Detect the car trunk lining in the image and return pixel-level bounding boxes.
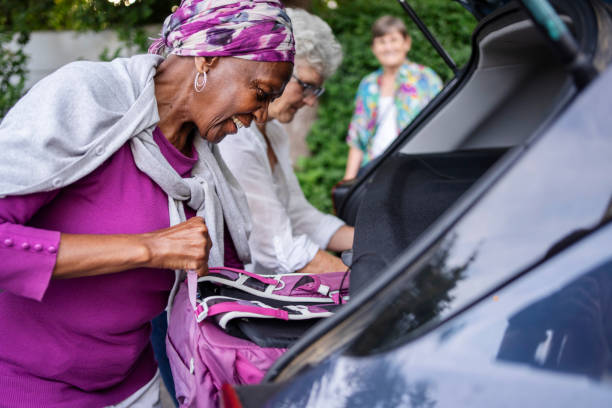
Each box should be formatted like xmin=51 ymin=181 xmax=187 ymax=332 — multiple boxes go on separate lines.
xmin=350 ymin=148 xmax=507 ymax=296
xmin=399 ymin=17 xmax=575 ymax=155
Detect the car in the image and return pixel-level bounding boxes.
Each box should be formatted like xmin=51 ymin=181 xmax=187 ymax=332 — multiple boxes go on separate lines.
xmin=223 ymin=0 xmax=612 ymax=406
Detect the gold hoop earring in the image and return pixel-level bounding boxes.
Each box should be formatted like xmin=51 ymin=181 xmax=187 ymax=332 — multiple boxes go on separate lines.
xmin=194 ymin=71 xmax=207 ymax=92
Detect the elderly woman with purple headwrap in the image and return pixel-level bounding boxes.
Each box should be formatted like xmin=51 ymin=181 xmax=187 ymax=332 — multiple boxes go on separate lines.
xmin=0 ymin=1 xmax=293 ymax=406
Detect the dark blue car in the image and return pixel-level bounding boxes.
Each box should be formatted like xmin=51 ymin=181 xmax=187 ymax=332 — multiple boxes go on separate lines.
xmin=226 ymin=0 xmax=612 ymax=406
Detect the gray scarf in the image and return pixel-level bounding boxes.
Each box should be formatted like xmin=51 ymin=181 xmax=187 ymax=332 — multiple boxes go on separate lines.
xmin=130 ymin=130 xmax=252 ymax=267
xmin=0 ymin=54 xmax=251 ymax=268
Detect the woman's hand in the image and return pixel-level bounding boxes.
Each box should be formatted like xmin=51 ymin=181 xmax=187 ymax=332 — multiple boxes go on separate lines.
xmin=53 ymin=217 xmax=212 ymax=279
xmin=141 ymin=217 xmax=212 ymax=277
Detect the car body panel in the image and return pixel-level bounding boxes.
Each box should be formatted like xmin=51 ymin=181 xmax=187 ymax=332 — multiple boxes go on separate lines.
xmin=265 ymin=223 xmax=612 ymax=407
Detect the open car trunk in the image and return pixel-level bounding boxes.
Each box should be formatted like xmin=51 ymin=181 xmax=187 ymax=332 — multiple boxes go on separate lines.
xmin=223 ymin=2 xmax=612 ymax=400
xmin=339 ymin=0 xmax=610 ymax=295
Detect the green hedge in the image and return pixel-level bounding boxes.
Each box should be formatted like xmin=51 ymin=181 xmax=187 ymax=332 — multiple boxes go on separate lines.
xmin=298 ymin=0 xmax=476 ymax=214
xmin=0 ymin=0 xmax=171 ymax=32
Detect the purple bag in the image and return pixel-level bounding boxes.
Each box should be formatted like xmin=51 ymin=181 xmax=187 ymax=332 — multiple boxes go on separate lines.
xmin=166 ymin=267 xmax=349 ymax=407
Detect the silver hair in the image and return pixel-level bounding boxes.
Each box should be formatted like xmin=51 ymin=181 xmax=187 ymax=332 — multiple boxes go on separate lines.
xmin=286 ymin=8 xmax=343 ymax=80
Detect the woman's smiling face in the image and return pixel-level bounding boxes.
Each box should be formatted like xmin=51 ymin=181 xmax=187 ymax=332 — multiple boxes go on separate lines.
xmin=371 ymin=30 xmax=412 ymax=70
xmin=191 ymin=57 xmax=293 ymax=143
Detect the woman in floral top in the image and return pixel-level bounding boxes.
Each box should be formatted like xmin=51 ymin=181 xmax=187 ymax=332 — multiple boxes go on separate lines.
xmin=343 ymin=15 xmax=443 ymax=180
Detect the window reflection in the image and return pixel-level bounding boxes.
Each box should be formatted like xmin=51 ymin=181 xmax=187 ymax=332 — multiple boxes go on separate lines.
xmin=350 ymin=234 xmax=475 ymax=355
xmin=497 ymin=260 xmax=612 ymax=380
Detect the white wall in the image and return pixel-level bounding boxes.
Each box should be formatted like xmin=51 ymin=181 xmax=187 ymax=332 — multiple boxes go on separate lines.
xmin=21 ymin=28 xmax=158 ymax=88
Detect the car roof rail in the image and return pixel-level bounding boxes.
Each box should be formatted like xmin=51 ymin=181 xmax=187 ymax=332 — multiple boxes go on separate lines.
xmin=397 ymin=0 xmax=459 ymax=75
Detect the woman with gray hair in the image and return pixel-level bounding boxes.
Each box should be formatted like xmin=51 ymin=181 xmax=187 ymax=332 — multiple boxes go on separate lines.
xmin=219 ymin=8 xmax=354 ymax=275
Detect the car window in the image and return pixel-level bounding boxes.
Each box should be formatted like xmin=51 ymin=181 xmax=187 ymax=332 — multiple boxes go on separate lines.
xmin=353 ymin=219 xmax=612 ymax=382
xmin=424 ymin=223 xmax=612 ymax=383
xmin=496 ymin=261 xmax=611 ymax=379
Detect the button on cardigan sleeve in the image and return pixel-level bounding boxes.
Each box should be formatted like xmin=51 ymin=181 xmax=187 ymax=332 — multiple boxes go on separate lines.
xmin=0 ymin=192 xmax=61 ymax=301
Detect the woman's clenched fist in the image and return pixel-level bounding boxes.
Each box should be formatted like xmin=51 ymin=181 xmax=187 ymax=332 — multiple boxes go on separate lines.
xmin=141 ymin=217 xmax=212 ymax=277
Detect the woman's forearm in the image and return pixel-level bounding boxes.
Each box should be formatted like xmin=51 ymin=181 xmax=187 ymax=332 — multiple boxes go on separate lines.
xmin=54 ymin=217 xmax=212 ymax=279
xmin=327 ymin=225 xmax=354 ymax=252
xmin=53 ymin=233 xmax=150 ymax=279
xmin=344 ymin=147 xmax=363 ymax=180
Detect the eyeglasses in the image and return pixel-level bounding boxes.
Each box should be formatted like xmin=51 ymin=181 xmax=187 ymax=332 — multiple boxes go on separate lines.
xmin=292 ymin=74 xmax=325 ymax=98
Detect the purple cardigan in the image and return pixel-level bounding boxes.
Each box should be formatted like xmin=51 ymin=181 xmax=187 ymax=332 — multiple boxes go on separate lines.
xmin=0 ymin=129 xmax=241 ymax=407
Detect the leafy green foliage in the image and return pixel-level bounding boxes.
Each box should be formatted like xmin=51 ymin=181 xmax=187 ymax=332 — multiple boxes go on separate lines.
xmin=298 ymin=0 xmax=477 ymax=213
xmin=0 ymin=0 xmax=171 ymax=32
xmin=0 ymin=32 xmax=28 ymax=118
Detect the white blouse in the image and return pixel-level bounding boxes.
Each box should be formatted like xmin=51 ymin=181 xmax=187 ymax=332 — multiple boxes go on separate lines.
xmin=218 ymin=121 xmax=345 ymax=274
xmin=371 ymin=96 xmax=398 ymax=158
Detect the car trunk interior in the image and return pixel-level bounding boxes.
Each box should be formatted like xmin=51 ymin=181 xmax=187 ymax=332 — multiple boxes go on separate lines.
xmin=400 ymin=17 xmax=575 ymax=154
xmin=348 ymin=4 xmax=592 ymax=295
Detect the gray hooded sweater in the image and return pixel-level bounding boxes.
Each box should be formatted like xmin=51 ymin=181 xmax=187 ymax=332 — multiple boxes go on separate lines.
xmin=0 ymin=54 xmax=252 ymax=269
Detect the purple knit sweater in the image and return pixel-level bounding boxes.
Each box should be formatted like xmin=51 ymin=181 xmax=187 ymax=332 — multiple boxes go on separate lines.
xmin=0 ymin=128 xmax=240 ymax=407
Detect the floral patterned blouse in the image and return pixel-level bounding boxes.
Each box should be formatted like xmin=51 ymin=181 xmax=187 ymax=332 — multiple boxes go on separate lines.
xmin=346 ymin=60 xmax=443 ymax=166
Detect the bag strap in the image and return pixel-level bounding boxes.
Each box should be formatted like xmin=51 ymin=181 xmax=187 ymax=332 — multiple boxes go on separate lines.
xmin=209 ymin=266 xmax=279 ymax=285
xmin=200 ymin=268 xmax=350 ymax=304
xmin=194 ymin=296 xmax=335 ymax=328
xmin=195 ymin=298 xmax=290 ymax=323
xmin=173 ymin=268 xmax=271 ymax=315
xmin=187 ymin=269 xmax=198 ymax=310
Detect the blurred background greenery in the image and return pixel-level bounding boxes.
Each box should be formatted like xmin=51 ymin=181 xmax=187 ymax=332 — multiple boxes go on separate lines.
xmin=0 ymin=0 xmax=476 ymax=211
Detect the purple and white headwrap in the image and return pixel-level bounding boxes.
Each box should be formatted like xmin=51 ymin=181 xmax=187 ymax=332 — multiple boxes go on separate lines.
xmin=149 ymin=0 xmax=295 ymax=63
